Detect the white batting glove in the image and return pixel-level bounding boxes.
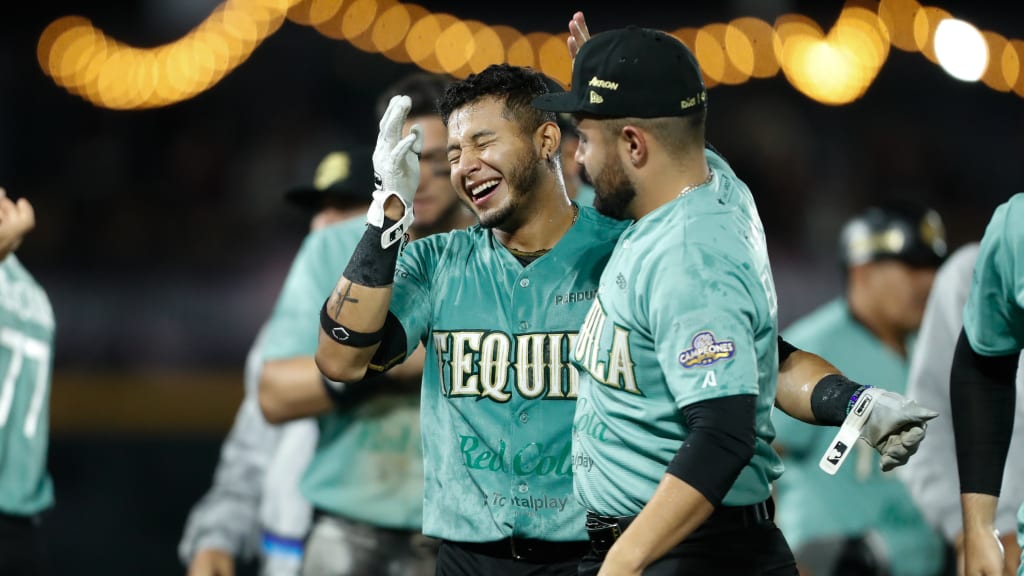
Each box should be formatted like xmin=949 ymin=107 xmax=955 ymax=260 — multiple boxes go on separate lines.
xmin=369 ymin=95 xmax=423 ymax=248
xmin=859 ymin=389 xmax=938 ymax=471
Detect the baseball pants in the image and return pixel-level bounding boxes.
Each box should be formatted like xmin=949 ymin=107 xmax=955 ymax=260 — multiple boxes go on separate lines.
xmin=300 ymin=511 xmax=438 ymax=576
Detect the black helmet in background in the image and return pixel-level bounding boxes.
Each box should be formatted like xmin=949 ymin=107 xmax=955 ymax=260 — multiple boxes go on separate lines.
xmin=839 ymin=202 xmax=948 ymax=269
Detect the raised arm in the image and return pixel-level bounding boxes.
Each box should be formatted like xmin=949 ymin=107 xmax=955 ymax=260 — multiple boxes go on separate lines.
xmin=315 ymin=96 xmax=423 ymax=383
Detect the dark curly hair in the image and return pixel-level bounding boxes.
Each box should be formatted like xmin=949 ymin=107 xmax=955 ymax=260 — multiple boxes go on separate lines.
xmin=436 ymin=64 xmax=556 ymax=136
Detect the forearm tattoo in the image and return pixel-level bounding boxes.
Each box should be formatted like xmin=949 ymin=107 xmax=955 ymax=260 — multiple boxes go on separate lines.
xmin=330 ymin=283 xmax=359 ymax=319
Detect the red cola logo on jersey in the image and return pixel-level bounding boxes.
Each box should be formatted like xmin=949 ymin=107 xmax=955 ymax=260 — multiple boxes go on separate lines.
xmin=678 ymin=331 xmax=736 ymax=368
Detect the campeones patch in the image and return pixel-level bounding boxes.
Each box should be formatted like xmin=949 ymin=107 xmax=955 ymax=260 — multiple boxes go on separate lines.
xmin=678 ymin=331 xmax=736 ymax=368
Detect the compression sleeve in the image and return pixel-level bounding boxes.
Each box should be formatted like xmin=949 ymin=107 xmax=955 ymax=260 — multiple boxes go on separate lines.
xmin=951 ymin=328 xmax=1019 ymax=496
xmin=666 ymin=394 xmax=756 ymax=506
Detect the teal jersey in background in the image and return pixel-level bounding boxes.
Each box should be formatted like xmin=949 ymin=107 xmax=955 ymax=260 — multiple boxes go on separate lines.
xmin=261 ymin=217 xmax=424 ymax=530
xmin=0 ymin=254 xmax=56 ymax=516
xmin=963 ymin=193 xmax=1024 ymax=356
xmin=573 ymin=184 xmax=595 ymax=208
xmin=571 ymin=150 xmax=783 ymax=518
xmin=390 ymin=205 xmax=627 ymax=543
xmin=773 ymin=298 xmax=944 ymax=576
xmin=961 ymin=193 xmax=1024 ymax=576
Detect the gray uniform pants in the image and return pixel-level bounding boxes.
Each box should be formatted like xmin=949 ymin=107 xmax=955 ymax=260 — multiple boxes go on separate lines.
xmin=301 ymin=513 xmax=438 ymax=576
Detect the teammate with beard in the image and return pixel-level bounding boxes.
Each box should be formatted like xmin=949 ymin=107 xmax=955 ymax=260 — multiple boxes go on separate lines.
xmin=534 ymin=22 xmax=938 ymax=575
xmin=314 ymin=62 xmax=937 ymax=576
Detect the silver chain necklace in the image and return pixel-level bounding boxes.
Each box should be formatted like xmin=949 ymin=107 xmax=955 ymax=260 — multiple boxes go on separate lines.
xmin=678 ymin=169 xmax=714 ymax=198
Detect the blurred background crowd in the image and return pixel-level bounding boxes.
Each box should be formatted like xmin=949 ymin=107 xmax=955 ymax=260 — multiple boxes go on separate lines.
xmin=2 ymin=0 xmax=1022 ymax=574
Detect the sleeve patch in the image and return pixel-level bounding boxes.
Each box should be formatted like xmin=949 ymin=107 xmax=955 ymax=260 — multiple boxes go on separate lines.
xmin=678 ymin=331 xmax=736 ymax=368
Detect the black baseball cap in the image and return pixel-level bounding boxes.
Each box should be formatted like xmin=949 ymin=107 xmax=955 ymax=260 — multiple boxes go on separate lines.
xmin=285 ymin=147 xmax=374 ymax=211
xmin=839 ymin=203 xmax=948 ymax=268
xmin=532 ymin=26 xmax=707 ymax=119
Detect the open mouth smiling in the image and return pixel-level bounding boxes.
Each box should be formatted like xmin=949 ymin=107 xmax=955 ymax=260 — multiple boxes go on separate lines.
xmin=468 ymin=179 xmax=500 ymax=204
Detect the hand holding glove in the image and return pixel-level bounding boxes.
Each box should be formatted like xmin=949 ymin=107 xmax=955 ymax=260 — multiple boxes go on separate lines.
xmin=369 ymin=95 xmax=423 ymax=248
xmin=860 ymin=389 xmax=939 ymax=471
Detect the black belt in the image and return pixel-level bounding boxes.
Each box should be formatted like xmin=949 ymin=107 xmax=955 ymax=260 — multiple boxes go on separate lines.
xmin=586 ymin=499 xmax=774 ymax=554
xmin=451 ymin=537 xmax=591 ymax=563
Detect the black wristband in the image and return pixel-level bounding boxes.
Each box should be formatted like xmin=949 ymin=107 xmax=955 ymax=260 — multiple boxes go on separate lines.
xmin=810 ymin=373 xmax=863 ymax=426
xmin=343 ymin=218 xmax=403 ymax=287
xmin=320 ymin=300 xmax=384 ymax=347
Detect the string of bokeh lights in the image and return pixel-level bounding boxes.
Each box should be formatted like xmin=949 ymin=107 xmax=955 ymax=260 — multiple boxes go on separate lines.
xmin=37 ymin=0 xmax=1024 ymax=110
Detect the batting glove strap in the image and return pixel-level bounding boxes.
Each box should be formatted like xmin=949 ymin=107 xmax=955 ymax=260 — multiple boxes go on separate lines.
xmin=367 ymin=189 xmax=414 ymax=249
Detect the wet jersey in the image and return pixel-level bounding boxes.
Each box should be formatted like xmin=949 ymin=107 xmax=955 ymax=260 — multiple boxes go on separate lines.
xmin=390 ymin=204 xmax=627 ymax=542
xmin=571 ymin=150 xmax=783 ymax=517
xmin=963 ymin=193 xmax=1024 ymax=357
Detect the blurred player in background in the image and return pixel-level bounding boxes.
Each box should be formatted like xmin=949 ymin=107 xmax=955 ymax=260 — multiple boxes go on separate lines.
xmin=0 ymin=187 xmax=55 ymax=576
xmin=772 ymin=202 xmax=948 ymax=576
xmin=179 ymin=147 xmax=374 ymax=576
xmin=257 ymin=72 xmax=475 ymax=576
xmin=949 ymin=193 xmax=1024 ymax=576
xmin=899 ymin=241 xmax=1023 ymax=576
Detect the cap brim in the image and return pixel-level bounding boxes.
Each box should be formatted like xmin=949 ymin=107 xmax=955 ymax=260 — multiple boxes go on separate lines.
xmin=284 ymin=187 xmax=323 ymax=210
xmin=532 ymin=92 xmax=581 ymax=114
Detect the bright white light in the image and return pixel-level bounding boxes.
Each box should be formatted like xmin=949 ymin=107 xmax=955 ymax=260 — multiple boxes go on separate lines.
xmin=934 ymin=19 xmax=987 ymax=82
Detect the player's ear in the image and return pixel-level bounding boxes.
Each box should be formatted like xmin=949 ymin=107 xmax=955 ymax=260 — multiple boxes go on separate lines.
xmin=537 ymin=121 xmax=561 ymax=163
xmin=621 ymin=125 xmax=646 ymax=168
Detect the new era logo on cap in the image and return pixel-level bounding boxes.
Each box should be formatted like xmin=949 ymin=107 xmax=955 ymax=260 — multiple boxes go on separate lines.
xmin=533 ymin=26 xmax=708 ymax=119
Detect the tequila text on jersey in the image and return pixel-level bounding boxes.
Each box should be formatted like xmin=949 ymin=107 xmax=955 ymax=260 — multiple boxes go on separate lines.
xmin=572 ymin=299 xmax=639 ymax=393
xmin=432 ymin=331 xmax=581 ymax=401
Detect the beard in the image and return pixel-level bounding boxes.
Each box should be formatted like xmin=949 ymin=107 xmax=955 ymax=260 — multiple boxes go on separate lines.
xmin=476 ymin=146 xmax=543 ymax=230
xmin=412 ymin=194 xmax=469 ymax=237
xmin=591 ymin=157 xmax=635 ymax=220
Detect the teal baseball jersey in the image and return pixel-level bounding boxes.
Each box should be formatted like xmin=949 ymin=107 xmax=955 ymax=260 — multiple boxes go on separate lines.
xmin=571 ymin=150 xmax=783 ymax=518
xmin=262 ymin=217 xmax=424 ymax=530
xmin=389 ymin=204 xmax=627 ymax=543
xmin=963 ymin=193 xmax=1024 ymax=356
xmin=773 ymin=298 xmax=944 ymax=576
xmin=0 ymin=254 xmax=56 ymax=515
xmin=961 ymin=193 xmax=1024 ymax=576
